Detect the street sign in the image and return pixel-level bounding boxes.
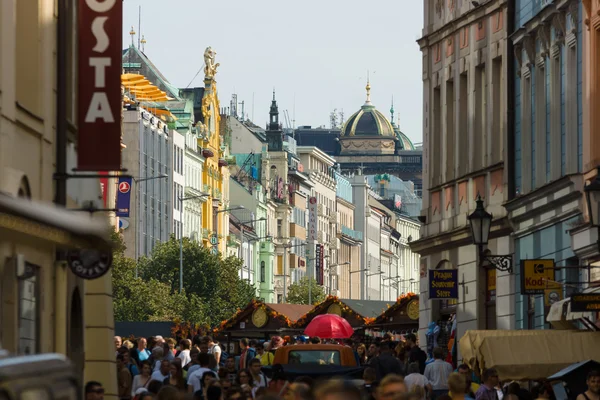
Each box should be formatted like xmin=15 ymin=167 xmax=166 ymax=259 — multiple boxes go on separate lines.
xmin=520 ymin=259 xmax=555 ymax=295
xmin=210 ymin=234 xmax=218 ymax=246
xmin=118 ymin=219 xmax=129 ymax=230
xmin=211 ymin=246 xmax=219 ymax=255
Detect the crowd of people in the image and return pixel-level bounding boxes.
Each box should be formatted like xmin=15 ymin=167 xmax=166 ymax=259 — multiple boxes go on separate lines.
xmin=82 ymin=334 xmax=600 ymax=400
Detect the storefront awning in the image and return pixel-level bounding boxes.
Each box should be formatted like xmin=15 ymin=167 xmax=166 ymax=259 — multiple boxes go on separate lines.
xmin=0 ymin=193 xmax=112 ymax=250
xmin=459 ymin=330 xmax=600 ymax=381
xmin=547 ymin=287 xmax=600 ymax=329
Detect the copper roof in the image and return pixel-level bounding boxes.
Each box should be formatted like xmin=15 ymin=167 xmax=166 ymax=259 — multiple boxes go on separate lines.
xmin=267 ymin=304 xmax=313 ymax=322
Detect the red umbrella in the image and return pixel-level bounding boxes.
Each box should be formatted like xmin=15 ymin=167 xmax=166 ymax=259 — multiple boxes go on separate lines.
xmin=304 ymin=314 xmax=354 ymax=339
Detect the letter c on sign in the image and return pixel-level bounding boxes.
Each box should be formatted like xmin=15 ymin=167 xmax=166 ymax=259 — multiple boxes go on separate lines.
xmin=85 ymin=0 xmax=116 ymax=13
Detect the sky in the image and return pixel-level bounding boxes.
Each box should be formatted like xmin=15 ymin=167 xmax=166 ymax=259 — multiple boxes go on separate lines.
xmin=122 ymin=0 xmax=424 ymax=144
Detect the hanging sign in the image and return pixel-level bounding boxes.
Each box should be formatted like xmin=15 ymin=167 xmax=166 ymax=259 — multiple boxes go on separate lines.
xmin=77 ymin=0 xmax=123 ymax=171
xmin=428 ymin=269 xmax=458 ymax=299
xmin=116 ymin=177 xmax=132 ymax=217
xmin=68 ymin=249 xmax=113 ymax=279
xmin=308 ymin=197 xmax=317 ymax=241
xmin=571 ymin=293 xmax=600 ymax=312
xmin=520 ymin=259 xmax=555 ymax=295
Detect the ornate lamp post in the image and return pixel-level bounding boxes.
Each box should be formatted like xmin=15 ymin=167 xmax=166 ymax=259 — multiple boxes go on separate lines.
xmin=467 ymin=195 xmax=513 ymax=273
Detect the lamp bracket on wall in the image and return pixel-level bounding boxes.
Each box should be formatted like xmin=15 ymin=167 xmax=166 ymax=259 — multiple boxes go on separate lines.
xmin=481 ymin=254 xmax=513 ymax=273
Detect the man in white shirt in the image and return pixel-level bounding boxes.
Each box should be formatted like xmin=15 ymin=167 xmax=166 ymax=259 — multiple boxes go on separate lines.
xmin=206 ymin=336 xmax=222 ymax=366
xmin=424 ymin=347 xmax=453 ymax=400
xmin=187 ymin=353 xmax=213 ymax=393
xmin=150 ymin=360 xmax=170 ymax=383
xmin=405 ymin=362 xmax=432 ymax=400
xmin=178 ymin=339 xmax=192 ymax=368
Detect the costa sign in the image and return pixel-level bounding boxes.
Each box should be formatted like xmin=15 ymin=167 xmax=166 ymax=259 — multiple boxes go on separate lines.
xmin=77 ymin=0 xmax=122 ymax=171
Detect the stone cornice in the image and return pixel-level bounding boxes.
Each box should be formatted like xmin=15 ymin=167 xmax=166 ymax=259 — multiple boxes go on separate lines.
xmin=503 ymin=174 xmax=582 ymax=213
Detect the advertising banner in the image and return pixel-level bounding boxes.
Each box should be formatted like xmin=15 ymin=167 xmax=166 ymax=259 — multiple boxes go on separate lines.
xmin=315 ymin=244 xmax=323 ymax=285
xmin=571 ymin=293 xmax=600 ymax=312
xmin=308 ymin=196 xmax=317 ymax=241
xmin=78 ymin=0 xmax=122 ymax=170
xmin=520 ymin=259 xmax=555 ymax=295
xmin=429 ymin=269 xmax=458 ymax=299
xmin=116 ymin=177 xmax=132 ymax=217
xmin=99 ymin=171 xmax=108 ymax=207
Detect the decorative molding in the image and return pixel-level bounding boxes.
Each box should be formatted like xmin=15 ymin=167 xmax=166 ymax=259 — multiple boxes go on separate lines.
xmin=522 ymin=35 xmax=536 ymax=66
xmin=436 ymin=0 xmax=443 ymax=18
xmin=551 ymin=12 xmax=566 ymax=42
xmin=514 ymin=44 xmax=523 ymax=76
xmin=568 ymin=1 xmax=579 ymax=34
xmin=537 ymin=23 xmax=551 ymax=57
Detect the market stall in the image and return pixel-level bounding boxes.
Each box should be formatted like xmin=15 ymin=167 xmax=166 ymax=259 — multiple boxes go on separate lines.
xmin=459 ymin=330 xmax=600 ymax=380
xmin=294 ymin=296 xmax=394 ymax=330
xmin=364 ymin=293 xmax=419 ymax=338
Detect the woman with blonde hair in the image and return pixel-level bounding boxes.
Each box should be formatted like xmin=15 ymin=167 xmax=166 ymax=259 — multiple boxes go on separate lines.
xmin=447 ymin=373 xmax=468 ymax=400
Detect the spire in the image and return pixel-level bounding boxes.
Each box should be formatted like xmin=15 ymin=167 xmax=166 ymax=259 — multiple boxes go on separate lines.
xmin=140 ymin=35 xmax=147 ymax=52
xmin=364 ymin=70 xmax=372 ymax=105
xmin=268 ymin=89 xmax=280 ymax=131
xmin=390 ymin=96 xmax=395 ymax=124
xmin=129 ymin=26 xmax=136 ymax=48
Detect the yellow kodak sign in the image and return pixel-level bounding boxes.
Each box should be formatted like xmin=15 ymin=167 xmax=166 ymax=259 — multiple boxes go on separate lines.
xmin=520 ymin=259 xmax=555 ymax=295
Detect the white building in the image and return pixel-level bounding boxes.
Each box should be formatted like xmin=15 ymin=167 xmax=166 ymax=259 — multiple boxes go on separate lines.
xmin=172 ymin=131 xmax=185 ymax=240
xmin=182 ymin=126 xmax=206 ymax=242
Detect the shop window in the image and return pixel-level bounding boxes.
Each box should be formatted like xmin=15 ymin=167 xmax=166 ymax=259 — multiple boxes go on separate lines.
xmin=486 ymin=268 xmax=497 ymax=330
xmin=18 ymin=262 xmax=39 ymax=355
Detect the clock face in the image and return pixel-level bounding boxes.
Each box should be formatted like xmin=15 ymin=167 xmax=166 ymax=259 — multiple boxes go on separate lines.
xmin=407 ymin=300 xmax=419 ymax=320
xmin=327 ymin=303 xmax=342 ymax=316
xmin=252 ymin=308 xmax=268 ymax=328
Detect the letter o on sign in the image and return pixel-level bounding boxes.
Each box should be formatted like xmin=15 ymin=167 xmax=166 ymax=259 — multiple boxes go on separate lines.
xmin=85 ymin=0 xmax=117 ymax=12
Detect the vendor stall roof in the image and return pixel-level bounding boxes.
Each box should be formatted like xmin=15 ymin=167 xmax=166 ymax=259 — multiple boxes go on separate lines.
xmin=338 ymin=299 xmax=394 ymax=318
xmin=460 ymin=330 xmax=600 ymax=381
xmin=267 ymin=304 xmax=313 ymax=322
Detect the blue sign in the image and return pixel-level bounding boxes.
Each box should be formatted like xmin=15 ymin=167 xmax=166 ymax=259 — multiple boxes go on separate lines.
xmin=429 ymin=269 xmax=458 ymax=299
xmin=116 ymin=177 xmax=133 ymax=217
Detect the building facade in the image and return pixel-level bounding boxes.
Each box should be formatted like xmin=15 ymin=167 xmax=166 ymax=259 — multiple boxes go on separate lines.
xmin=1 ymin=0 xmax=116 ymax=396
xmin=413 ymin=0 xmax=511 ymax=349
xmin=508 ymin=0 xmax=584 ymax=329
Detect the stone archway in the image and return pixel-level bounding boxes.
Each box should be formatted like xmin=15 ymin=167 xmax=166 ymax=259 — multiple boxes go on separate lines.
xmin=69 ymin=288 xmax=84 ymax=383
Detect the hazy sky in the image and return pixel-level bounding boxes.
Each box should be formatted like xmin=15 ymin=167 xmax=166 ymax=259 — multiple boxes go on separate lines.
xmin=122 ymin=0 xmax=424 ymax=144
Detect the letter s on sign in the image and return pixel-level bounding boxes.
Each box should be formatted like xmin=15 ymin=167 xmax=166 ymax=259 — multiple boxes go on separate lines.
xmin=85 ymin=0 xmax=117 ymax=13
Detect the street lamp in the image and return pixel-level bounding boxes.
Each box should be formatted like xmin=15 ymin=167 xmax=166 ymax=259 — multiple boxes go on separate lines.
xmin=133 ymin=174 xmax=168 ymax=277
xmin=467 ymin=195 xmax=513 ymax=273
xmin=179 ymin=192 xmax=210 ymax=293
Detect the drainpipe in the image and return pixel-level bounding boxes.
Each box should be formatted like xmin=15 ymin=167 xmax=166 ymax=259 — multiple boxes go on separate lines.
xmin=55 ymin=0 xmax=68 ymax=206
xmin=506 ymin=0 xmax=516 ymax=201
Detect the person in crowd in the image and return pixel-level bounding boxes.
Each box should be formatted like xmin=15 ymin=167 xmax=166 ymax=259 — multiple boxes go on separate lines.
xmin=117 ymin=354 xmax=133 ymax=400
xmin=372 ymin=341 xmax=405 ymax=380
xmin=356 ymin=344 xmax=368 ymax=365
xmin=86 ymin=381 xmax=105 ymax=400
xmin=207 ymin=336 xmax=223 ymax=366
xmin=249 ymin=358 xmax=268 ymax=389
xmin=376 ymin=375 xmax=407 ymax=400
xmin=363 ymin=367 xmax=378 ymax=400
xmin=475 ymin=369 xmax=500 ymax=400
xmin=310 ymin=337 xmax=321 ymax=344
xmin=115 ymin=336 xmax=123 ymax=355
xmin=147 ymin=380 xmax=164 ymax=395
xmin=134 ymin=338 xmax=151 ymax=364
xmin=220 ymin=378 xmax=233 ymax=392
xmin=188 ymin=353 xmax=214 ymax=393
xmin=457 ymin=365 xmax=480 ymax=396
xmin=367 ymin=343 xmax=380 ymax=365
xmin=255 ymin=342 xmax=271 ymax=366
xmin=136 ymin=392 xmax=153 ymax=400
xmin=151 ymin=359 xmax=171 ymax=383
xmin=314 ymin=378 xmax=363 ymax=400
xmin=284 ymin=382 xmax=312 ymax=400
xmin=207 ymin=385 xmax=224 ymax=400
xmin=225 ymin=387 xmax=245 ymax=400
xmin=405 ymin=334 xmax=427 ymax=375
xmin=156 ymin=385 xmax=180 ymax=400
xmin=447 ymin=373 xmax=469 ymax=400
xmin=188 ymin=348 xmax=201 ymax=373
xmin=270 ymin=336 xmax=285 ymax=352
xmin=119 ymin=346 xmax=140 ymax=377
xmin=237 ymin=368 xmax=254 ymax=388
xmin=424 ymin=347 xmax=453 ymax=400
xmin=531 ymin=382 xmax=552 ymax=400
xmin=238 ymin=339 xmax=255 ymax=370
xmin=198 ymin=371 xmax=218 ymax=400
xmin=404 ymin=362 xmax=432 ymax=400
xmin=577 ymin=370 xmax=600 ymax=400
xmin=222 ymin=357 xmax=238 ymax=383
xmin=504 ymin=382 xmax=520 ymax=400
xmin=166 ymin=338 xmax=178 ymax=357
xmin=163 ymin=359 xmax=187 ymax=391
xmin=178 ymin=339 xmax=192 ymax=368
xmin=152 ymin=346 xmax=166 ymax=372
xmin=131 ymin=361 xmax=153 ymax=396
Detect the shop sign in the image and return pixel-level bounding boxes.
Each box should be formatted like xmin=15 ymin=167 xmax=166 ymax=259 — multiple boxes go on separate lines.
xmin=316 ymin=244 xmax=324 ymax=285
xmin=520 ymin=259 xmax=555 ymax=295
xmin=571 ymin=293 xmax=600 ymax=312
xmin=429 ymin=269 xmax=458 ymax=299
xmin=78 ymin=0 xmax=122 ymax=171
xmin=116 ymin=176 xmax=132 ymax=217
xmin=67 ymin=249 xmax=113 ymax=279
xmin=544 ymin=281 xmax=563 ymax=306
xmin=308 ymin=197 xmax=317 ymax=241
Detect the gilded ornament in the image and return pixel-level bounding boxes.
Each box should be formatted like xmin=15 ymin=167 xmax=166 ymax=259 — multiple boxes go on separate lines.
xmin=203 ymin=46 xmax=220 ymax=79
xmin=407 ymin=300 xmax=419 ymax=320
xmin=252 ymin=307 xmax=268 ymax=328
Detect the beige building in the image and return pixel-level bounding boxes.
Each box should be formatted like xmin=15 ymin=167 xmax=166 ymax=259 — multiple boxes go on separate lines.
xmin=0 ymin=0 xmax=117 ymax=397
xmin=412 ymin=0 xmax=511 ymax=348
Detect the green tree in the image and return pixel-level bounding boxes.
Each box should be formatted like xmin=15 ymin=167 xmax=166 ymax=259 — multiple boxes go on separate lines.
xmin=286 ymin=277 xmax=326 ymax=305
xmin=137 ymin=236 xmax=256 ymax=325
xmin=111 ymin=232 xmax=208 ymax=324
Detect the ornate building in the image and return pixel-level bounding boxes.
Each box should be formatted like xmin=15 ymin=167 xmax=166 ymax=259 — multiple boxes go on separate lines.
xmin=412 ymin=0 xmax=511 ymax=350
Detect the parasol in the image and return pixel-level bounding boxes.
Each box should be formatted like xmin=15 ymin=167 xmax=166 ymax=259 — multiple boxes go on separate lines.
xmin=304 ymin=314 xmax=354 ymax=339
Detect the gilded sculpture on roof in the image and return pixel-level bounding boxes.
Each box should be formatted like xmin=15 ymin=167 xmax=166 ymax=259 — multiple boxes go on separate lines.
xmin=204 ymin=46 xmax=220 ymax=79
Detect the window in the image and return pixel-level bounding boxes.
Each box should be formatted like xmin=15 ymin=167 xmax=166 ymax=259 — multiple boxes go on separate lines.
xmin=288 ymin=350 xmax=341 ymax=365
xmin=260 ymin=261 xmax=266 ymax=283
xmin=18 ymin=263 xmax=39 ymax=355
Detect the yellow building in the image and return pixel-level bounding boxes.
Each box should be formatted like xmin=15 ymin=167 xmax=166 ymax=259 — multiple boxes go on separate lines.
xmin=0 ymin=0 xmax=118 ymax=397
xmin=197 ymin=49 xmax=231 ymax=254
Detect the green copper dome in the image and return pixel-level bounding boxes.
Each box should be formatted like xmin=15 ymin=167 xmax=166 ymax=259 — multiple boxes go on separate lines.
xmin=340 ymin=82 xmax=395 ymax=137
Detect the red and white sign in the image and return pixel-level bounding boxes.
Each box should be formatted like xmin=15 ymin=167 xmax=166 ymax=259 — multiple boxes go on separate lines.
xmin=118 ymin=181 xmax=131 ymax=194
xmin=99 ymin=171 xmax=108 ymax=207
xmin=77 ymin=0 xmax=122 ymax=171
xmin=308 ymin=196 xmax=317 ymax=241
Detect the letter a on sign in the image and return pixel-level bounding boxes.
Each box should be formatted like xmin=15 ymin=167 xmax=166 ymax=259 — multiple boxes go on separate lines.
xmin=77 ymin=0 xmax=122 ymax=171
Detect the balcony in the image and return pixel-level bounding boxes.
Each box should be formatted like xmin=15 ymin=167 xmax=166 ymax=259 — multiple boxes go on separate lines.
xmin=202 ymin=148 xmax=214 ymax=158
xmin=289 ymin=223 xmax=306 ymax=240
xmin=341 ymin=226 xmax=363 ymax=241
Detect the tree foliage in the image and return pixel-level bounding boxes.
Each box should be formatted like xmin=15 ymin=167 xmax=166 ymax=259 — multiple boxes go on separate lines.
xmin=112 ymin=233 xmax=255 ymax=326
xmin=286 ymin=277 xmax=326 ymax=305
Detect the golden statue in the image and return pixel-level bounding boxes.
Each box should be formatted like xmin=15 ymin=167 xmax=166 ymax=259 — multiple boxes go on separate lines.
xmin=203 ymin=46 xmax=220 ymax=79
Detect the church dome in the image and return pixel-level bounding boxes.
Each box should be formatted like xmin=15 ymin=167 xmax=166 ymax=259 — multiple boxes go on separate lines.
xmin=340 ymin=82 xmax=395 ymax=137
xmin=393 ymin=125 xmax=416 ymax=150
